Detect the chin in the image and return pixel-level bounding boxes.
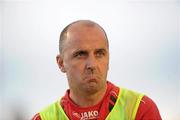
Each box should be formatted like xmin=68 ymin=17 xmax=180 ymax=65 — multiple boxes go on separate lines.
xmin=84 ymin=83 xmax=101 ymax=94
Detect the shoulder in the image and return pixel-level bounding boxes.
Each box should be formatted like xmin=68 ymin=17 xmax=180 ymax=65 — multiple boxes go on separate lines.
xmin=119 ymin=88 xmax=144 ymax=101
xmin=31 ymin=100 xmax=61 ymax=120
xmin=118 ymin=88 xmax=161 ymax=119
xmin=136 ymin=95 xmax=162 ymax=120
xmin=32 ymin=113 xmax=41 ymax=120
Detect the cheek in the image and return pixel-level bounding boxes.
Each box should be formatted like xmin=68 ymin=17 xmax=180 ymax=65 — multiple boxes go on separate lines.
xmin=100 ymin=60 xmax=109 ymax=74
xmin=102 ymin=64 xmax=109 ymax=73
xmin=65 ymin=61 xmax=85 ymax=77
xmin=100 ymin=58 xmax=109 ymax=68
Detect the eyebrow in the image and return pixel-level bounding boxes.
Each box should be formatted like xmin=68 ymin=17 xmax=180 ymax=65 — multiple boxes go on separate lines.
xmin=72 ymin=49 xmax=86 ymax=54
xmin=95 ymin=48 xmax=106 ymax=52
xmin=75 ymin=50 xmax=88 ymax=55
xmin=73 ymin=48 xmax=107 ymax=53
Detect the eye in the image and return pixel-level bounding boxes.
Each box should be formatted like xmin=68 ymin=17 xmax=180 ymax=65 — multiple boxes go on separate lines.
xmin=74 ymin=51 xmax=87 ymax=58
xmin=96 ymin=49 xmax=106 ymax=57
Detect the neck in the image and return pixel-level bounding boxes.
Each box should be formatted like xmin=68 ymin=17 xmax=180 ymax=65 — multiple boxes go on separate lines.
xmin=69 ymin=85 xmax=107 ymax=107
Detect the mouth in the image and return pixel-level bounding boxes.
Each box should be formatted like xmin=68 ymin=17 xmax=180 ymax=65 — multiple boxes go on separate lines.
xmin=84 ymin=76 xmax=97 ymax=82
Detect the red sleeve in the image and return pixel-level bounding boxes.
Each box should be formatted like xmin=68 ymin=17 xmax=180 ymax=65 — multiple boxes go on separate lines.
xmin=32 ymin=113 xmax=41 ymax=120
xmin=136 ymin=95 xmax=162 ymax=120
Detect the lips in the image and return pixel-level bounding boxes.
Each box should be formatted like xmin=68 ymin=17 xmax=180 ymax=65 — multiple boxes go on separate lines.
xmin=84 ymin=75 xmax=97 ymax=82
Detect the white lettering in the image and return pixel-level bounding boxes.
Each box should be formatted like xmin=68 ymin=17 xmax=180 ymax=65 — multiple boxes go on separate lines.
xmin=93 ymin=111 xmax=98 ymax=116
xmin=88 ymin=111 xmax=94 ymax=118
xmin=80 ymin=110 xmax=99 ymax=120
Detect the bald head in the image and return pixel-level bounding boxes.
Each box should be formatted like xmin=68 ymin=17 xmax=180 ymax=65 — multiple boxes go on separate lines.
xmin=59 ymin=20 xmax=109 ymax=54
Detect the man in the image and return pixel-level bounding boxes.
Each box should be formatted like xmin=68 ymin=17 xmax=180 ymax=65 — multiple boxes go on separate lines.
xmin=32 ymin=20 xmax=162 ymax=120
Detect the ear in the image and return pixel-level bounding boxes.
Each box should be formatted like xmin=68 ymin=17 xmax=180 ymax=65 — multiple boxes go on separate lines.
xmin=56 ymin=54 xmax=66 ymax=73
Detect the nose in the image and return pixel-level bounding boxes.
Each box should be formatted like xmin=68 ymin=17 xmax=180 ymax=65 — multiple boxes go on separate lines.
xmin=85 ymin=55 xmax=97 ymax=74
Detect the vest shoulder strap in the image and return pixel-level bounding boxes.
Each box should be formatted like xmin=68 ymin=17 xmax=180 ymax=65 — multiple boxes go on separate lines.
xmin=106 ymin=87 xmax=144 ymax=120
xmin=39 ymin=99 xmax=69 ymax=120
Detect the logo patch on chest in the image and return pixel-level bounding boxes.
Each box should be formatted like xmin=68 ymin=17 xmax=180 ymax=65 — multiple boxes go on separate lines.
xmin=73 ymin=110 xmax=98 ymax=120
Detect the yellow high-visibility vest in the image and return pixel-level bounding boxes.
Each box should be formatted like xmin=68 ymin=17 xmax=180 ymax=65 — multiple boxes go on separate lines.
xmin=39 ymin=88 xmax=144 ymax=120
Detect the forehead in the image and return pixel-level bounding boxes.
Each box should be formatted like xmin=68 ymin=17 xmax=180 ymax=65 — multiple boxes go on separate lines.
xmin=63 ymin=24 xmax=108 ymax=52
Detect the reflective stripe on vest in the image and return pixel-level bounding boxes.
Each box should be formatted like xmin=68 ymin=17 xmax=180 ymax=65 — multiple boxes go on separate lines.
xmin=39 ymin=88 xmax=144 ymax=120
